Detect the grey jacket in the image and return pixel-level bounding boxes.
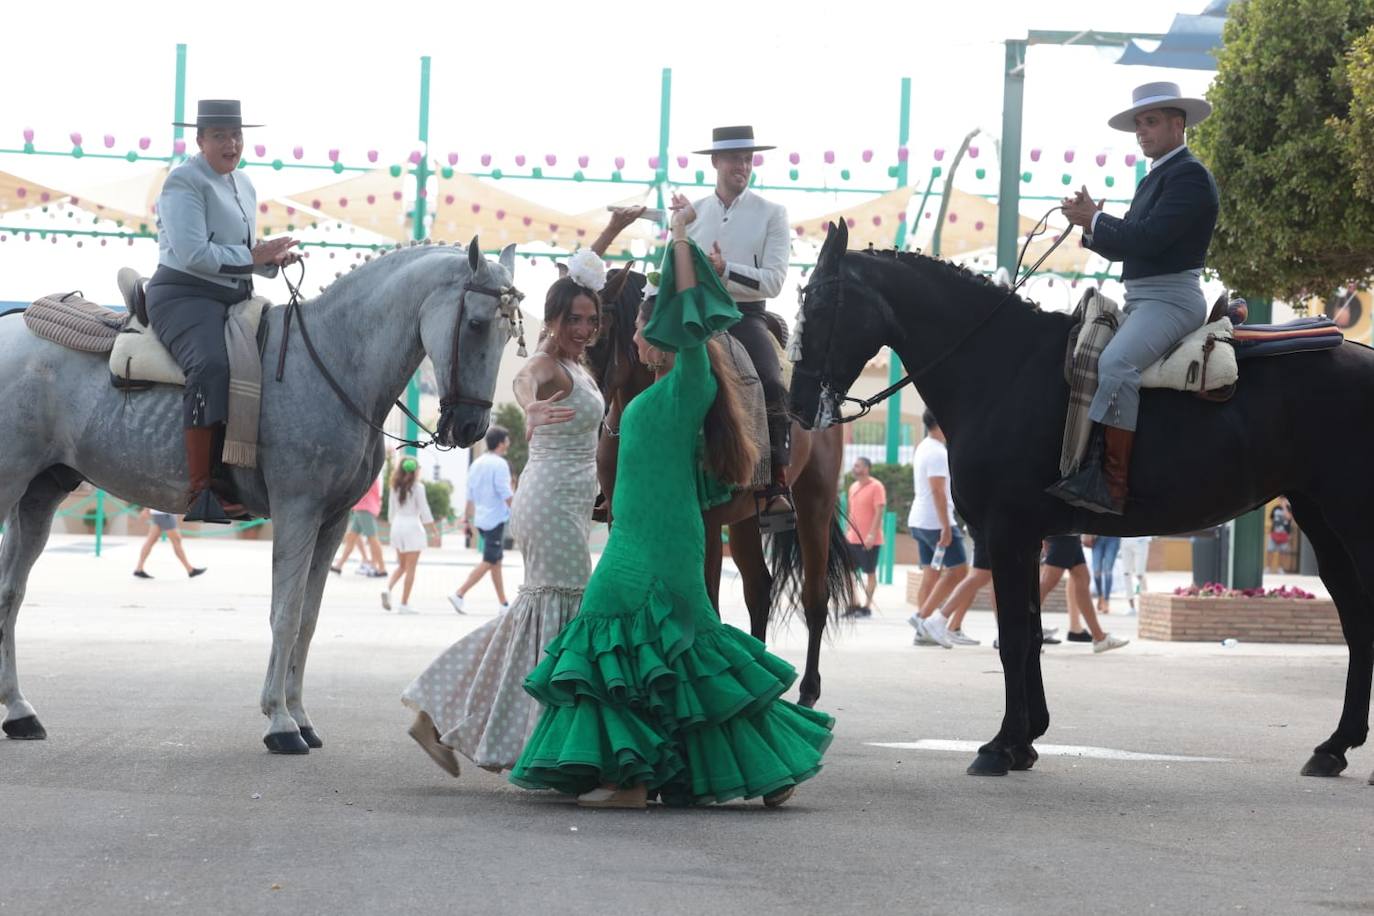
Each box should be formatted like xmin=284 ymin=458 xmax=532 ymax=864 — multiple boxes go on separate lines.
xmin=155 ymin=154 xmax=278 ymax=289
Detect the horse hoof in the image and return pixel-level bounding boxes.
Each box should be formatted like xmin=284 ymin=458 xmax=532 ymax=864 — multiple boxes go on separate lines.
xmin=298 ymin=727 xmax=323 ymax=749
xmin=263 ymin=731 xmax=310 ymax=755
xmin=967 ymin=750 xmax=1012 ymax=777
xmin=1300 ymin=751 xmax=1347 ymax=777
xmin=797 ymin=693 xmax=819 ymax=709
xmin=2 ymin=715 xmax=47 ymax=740
xmin=1010 ymin=745 xmax=1039 ymax=771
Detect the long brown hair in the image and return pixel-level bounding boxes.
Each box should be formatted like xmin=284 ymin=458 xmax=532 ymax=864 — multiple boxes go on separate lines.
xmin=539 ymin=277 xmax=602 ymax=349
xmin=390 ymin=461 xmax=418 ymax=504
xmin=640 ymin=298 xmax=759 ymax=487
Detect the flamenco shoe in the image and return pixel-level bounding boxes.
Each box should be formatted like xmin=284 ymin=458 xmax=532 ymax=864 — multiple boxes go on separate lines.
xmin=576 ymin=785 xmax=648 ymax=809
xmin=763 ymin=785 xmax=796 ymax=808
xmin=407 ymin=712 xmax=460 ymax=777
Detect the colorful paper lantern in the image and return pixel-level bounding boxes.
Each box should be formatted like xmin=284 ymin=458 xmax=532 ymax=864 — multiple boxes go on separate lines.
xmin=789 ymin=169 xmax=799 ymax=180
xmin=862 ymin=149 xmax=873 ymax=162
xmin=103 ymin=134 xmax=115 ymax=148
xmin=393 ymin=190 xmax=403 ymax=201
xmin=1125 ymin=154 xmax=1137 ymax=167
xmin=648 ymin=155 xmax=660 ymax=169
xmin=367 ymin=194 xmax=376 ymax=205
xmin=69 ymin=132 xmax=82 ymax=146
xmin=408 ymin=150 xmax=422 ymax=164
xmin=676 ymin=155 xmax=688 ymax=168
xmin=824 ymin=150 xmax=835 ymax=164
xmin=1105 ymin=176 xmax=1116 ymax=188
xmin=753 ymin=153 xmax=764 ymax=166
xmin=444 ymin=194 xmax=455 ymax=205
xmin=471 ymin=203 xmax=481 ymax=213
xmin=515 ymin=154 xmax=526 ymax=166
xmin=22 ymin=128 xmax=34 ymax=143
xmin=578 ymin=155 xmax=589 ymax=168
xmin=139 ymin=137 xmax=151 ymax=150
xmin=294 ymin=146 xmax=305 ymax=160
xmin=523 ymin=216 xmax=532 ymax=226
xmin=948 ymin=212 xmax=958 ymax=223
xmin=968 ymin=146 xmax=979 ymax=158
xmin=789 ymin=152 xmax=801 ymax=165
xmin=975 ymin=220 xmax=985 ymax=231
xmin=1095 ymin=153 xmax=1107 ymax=167
xmin=897 ymin=147 xmax=909 ymax=162
xmin=481 ymin=153 xmax=492 ymax=167
xmin=1030 ymin=148 xmax=1042 ymax=162
xmin=545 ymin=154 xmax=557 ymax=166
xmin=614 ymin=156 xmax=625 ymax=170
xmin=872 ymin=215 xmax=882 ymax=226
xmin=1064 ymin=150 xmax=1075 ymax=163
xmin=975 ymin=168 xmax=986 ymax=180
xmin=1022 ymin=171 xmax=1032 ymax=182
xmin=496 ymin=209 xmax=506 ymax=220
xmin=173 ymin=139 xmax=186 ymax=155
xmin=254 ymin=144 xmax=267 ymax=157
xmin=368 ymin=150 xmax=379 ymax=163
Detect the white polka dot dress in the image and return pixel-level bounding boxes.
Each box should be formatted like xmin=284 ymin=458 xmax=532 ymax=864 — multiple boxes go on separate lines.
xmin=402 ymin=362 xmax=603 ymax=771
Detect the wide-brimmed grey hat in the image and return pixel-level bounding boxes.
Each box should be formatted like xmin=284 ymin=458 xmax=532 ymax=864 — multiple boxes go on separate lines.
xmin=693 ymin=125 xmax=775 ymax=155
xmin=1108 ymin=82 xmax=1212 ymax=132
xmin=173 ymin=99 xmax=263 ymax=129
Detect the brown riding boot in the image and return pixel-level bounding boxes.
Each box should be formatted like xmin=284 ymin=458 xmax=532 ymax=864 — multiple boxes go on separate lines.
xmin=1102 ymin=426 xmax=1135 ymax=512
xmin=183 ymin=427 xmax=242 ymax=524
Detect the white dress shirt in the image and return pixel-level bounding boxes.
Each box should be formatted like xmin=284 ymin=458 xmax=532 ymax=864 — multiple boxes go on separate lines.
xmin=687 ymin=190 xmax=790 ymax=302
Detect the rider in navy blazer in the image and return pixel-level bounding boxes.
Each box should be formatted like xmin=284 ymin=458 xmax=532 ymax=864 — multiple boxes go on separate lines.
xmin=1085 ymin=147 xmax=1218 ymax=281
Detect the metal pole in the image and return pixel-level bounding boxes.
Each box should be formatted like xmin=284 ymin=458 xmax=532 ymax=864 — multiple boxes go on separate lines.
xmin=404 ymin=56 xmax=431 ymax=456
xmin=650 ymin=67 xmax=673 ymax=267
xmin=172 ymin=44 xmax=187 ymax=163
xmin=93 ymin=489 xmax=105 ymax=557
xmin=995 ymin=40 xmax=1027 ymax=276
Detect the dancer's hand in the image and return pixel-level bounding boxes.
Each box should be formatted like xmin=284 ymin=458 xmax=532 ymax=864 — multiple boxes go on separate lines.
xmin=607 ymin=205 xmax=646 ymax=232
xmin=708 ymin=241 xmax=726 ymax=277
xmin=669 ymin=192 xmax=696 ymax=235
xmin=525 ymin=389 xmax=574 ymax=438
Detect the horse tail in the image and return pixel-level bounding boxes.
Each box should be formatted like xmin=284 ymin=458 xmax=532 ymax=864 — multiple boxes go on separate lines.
xmin=767 ymin=512 xmax=857 ymax=630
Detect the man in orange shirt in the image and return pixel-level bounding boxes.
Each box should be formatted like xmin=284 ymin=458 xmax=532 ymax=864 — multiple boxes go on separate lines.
xmin=844 ymin=456 xmax=887 ymax=618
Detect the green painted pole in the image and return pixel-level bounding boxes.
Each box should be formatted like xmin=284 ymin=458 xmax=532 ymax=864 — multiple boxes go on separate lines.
xmin=884 ymin=77 xmax=911 ymax=468
xmin=651 ymin=67 xmax=672 ymax=267
xmin=880 ymin=511 xmax=896 ymax=585
xmin=93 ymin=489 xmax=105 ymax=557
xmin=404 ymin=56 xmax=432 ymax=456
xmin=172 ymin=44 xmax=187 ymax=163
xmin=995 ymin=40 xmax=1026 ymax=276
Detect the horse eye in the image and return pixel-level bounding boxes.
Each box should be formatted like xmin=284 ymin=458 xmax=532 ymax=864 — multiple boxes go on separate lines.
xmin=468 ymin=318 xmax=484 ymax=331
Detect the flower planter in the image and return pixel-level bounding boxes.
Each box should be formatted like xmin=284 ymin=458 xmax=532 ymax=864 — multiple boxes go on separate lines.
xmin=1138 ymin=592 xmax=1341 ymax=644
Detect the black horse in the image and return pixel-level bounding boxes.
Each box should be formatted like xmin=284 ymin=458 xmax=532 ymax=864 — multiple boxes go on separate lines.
xmin=790 ymin=219 xmax=1374 ymax=783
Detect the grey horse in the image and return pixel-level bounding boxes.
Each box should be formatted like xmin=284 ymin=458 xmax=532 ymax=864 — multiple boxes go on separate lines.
xmin=0 ymin=238 xmax=520 ymax=754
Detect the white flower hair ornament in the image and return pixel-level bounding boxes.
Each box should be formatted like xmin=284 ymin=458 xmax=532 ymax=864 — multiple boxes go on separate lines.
xmin=565 ymin=248 xmax=607 ymax=293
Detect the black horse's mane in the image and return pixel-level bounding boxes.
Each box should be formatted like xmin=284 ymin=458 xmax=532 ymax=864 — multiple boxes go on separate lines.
xmin=856 ymin=247 xmax=1046 ymax=314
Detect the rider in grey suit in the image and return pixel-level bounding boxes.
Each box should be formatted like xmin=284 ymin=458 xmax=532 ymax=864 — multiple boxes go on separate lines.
xmin=146 ymin=100 xmax=298 ymax=522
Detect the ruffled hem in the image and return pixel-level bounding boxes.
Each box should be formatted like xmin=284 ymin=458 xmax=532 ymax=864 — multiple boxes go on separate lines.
xmin=509 ymin=577 xmax=834 ymax=802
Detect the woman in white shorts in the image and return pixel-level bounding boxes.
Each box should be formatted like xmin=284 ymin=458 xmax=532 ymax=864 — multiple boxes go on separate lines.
xmin=383 ymin=457 xmax=439 ymax=614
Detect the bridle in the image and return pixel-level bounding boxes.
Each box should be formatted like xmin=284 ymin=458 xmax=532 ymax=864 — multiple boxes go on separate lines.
xmin=792 ymin=206 xmax=1072 ymax=424
xmin=274 ymin=259 xmax=524 ymax=451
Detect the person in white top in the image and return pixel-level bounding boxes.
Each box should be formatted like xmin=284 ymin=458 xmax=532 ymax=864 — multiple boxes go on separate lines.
xmin=382 ymin=456 xmax=439 ymax=615
xmin=449 ymin=426 xmax=515 ymax=613
xmin=687 ymin=125 xmax=795 ymax=532
xmin=905 ymin=410 xmax=968 ymax=649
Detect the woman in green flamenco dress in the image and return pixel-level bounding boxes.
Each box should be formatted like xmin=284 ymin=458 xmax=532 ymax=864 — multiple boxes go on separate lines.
xmin=510 ymin=195 xmax=834 ymax=809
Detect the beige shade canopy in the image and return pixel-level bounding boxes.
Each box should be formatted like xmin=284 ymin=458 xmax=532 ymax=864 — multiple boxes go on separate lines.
xmin=0 ymin=170 xmax=70 ymax=217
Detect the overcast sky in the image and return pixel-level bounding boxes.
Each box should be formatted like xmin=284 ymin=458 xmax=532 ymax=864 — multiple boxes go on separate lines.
xmin=1 ymin=0 xmax=1217 ymax=307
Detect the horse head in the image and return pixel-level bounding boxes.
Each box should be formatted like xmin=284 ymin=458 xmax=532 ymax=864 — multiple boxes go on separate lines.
xmin=423 ymin=238 xmax=523 ymax=448
xmin=585 ymin=265 xmax=652 ymax=402
xmin=789 ymin=220 xmax=891 ymax=430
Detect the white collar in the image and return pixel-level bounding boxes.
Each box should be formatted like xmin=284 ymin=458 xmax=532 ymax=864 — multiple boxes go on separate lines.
xmin=1149 ymin=145 xmax=1186 ymax=171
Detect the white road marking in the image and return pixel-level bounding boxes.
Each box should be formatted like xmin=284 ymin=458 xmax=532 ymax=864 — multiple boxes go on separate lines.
xmin=867 ymin=739 xmax=1230 ymax=763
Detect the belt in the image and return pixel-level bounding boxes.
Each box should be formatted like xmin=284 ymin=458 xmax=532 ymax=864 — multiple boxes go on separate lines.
xmin=736 ymin=301 xmax=766 ymax=313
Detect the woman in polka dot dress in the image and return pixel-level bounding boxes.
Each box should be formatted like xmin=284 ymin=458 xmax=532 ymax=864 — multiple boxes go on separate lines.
xmin=402 ymin=256 xmax=606 ymax=776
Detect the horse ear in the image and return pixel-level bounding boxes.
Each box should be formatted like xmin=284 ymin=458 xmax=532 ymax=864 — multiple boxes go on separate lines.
xmin=498 ymin=243 xmax=516 ymax=275
xmin=467 ymin=237 xmax=481 ymax=273
xmin=816 ymin=220 xmax=848 ymax=274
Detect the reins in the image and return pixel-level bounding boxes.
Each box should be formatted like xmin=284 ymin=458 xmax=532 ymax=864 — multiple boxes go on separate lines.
xmin=274 ymin=260 xmax=466 ymax=452
xmin=799 ymin=205 xmax=1072 ymax=423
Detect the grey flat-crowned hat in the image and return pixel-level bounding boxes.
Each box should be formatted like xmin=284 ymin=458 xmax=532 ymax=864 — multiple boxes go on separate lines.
xmin=693 ymin=125 xmax=776 ymax=155
xmin=1108 ymin=82 xmax=1212 ymax=132
xmin=173 ymin=99 xmax=263 ymax=129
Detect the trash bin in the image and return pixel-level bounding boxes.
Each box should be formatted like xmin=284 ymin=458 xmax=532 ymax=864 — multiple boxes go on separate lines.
xmin=1191 ymin=525 xmax=1228 ymax=586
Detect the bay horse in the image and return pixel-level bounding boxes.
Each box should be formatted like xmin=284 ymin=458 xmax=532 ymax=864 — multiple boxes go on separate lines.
xmin=790 ymin=219 xmax=1374 ymax=783
xmin=587 ymin=269 xmax=854 ymax=708
xmin=0 ymin=239 xmax=520 ymax=754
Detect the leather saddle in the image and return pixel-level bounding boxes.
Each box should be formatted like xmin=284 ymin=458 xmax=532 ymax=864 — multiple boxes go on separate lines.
xmin=110 ymin=268 xmax=268 ymax=389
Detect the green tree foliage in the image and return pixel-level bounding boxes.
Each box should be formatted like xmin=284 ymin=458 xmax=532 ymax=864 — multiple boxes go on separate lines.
xmin=1190 ymin=0 xmax=1374 ymax=299
xmin=492 ymin=402 xmax=529 ymax=479
xmin=423 ymin=479 xmax=454 ymax=522
xmin=1337 ymin=24 xmax=1374 ymax=200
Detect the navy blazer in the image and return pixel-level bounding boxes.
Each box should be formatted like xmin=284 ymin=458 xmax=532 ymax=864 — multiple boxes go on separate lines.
xmin=1086 ymin=147 xmax=1218 ymax=281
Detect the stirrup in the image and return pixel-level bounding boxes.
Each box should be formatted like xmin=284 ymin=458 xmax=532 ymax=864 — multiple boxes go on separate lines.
xmin=1045 ymin=468 xmax=1123 ymax=516
xmin=755 ymin=485 xmax=797 ymax=535
xmin=185 ymin=489 xmax=244 ymax=525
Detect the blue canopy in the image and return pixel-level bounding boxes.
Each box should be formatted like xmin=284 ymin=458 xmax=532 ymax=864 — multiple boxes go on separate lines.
xmin=1117 ymin=2 xmax=1231 ymax=71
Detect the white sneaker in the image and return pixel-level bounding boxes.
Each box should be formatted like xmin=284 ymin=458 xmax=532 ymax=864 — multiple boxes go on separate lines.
xmin=908 ymin=613 xmax=937 ymax=646
xmin=356 ymin=564 xmax=374 ymax=576
xmin=448 ymin=594 xmax=466 ymax=614
xmin=381 ymin=591 xmax=392 ymax=612
xmin=920 ymin=613 xmax=955 ymax=649
xmin=1093 ymin=634 xmax=1129 ymax=654
xmin=396 ymin=604 xmax=419 ymax=616
xmin=948 ymin=628 xmax=981 ymax=646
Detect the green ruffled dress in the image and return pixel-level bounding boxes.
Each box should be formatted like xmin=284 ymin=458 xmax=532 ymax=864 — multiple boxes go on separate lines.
xmin=510 ymin=242 xmax=834 ymax=804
